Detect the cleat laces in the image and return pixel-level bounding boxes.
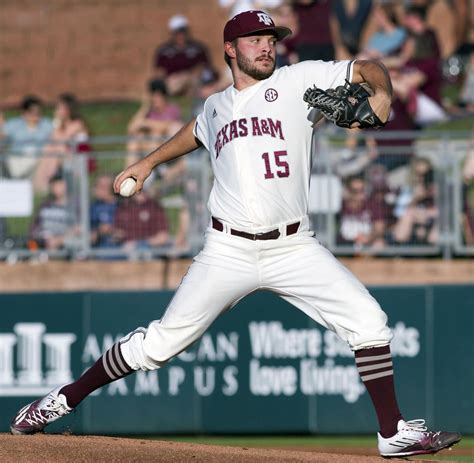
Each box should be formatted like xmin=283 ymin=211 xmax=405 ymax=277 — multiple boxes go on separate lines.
xmin=399 ymin=419 xmax=429 ymax=441
xmin=402 ymin=419 xmax=428 ymax=433
xmin=25 ymin=410 xmax=48 ymax=426
xmin=24 ymin=394 xmax=68 ymax=426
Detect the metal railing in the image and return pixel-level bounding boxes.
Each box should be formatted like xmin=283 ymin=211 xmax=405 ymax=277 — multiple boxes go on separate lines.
xmin=0 ymin=131 xmax=472 ymax=261
xmin=312 ymin=129 xmax=472 ymax=259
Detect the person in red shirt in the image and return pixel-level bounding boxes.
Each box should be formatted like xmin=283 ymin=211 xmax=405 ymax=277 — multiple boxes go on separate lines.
xmin=462 ymin=184 xmax=474 ymax=245
xmin=113 ymin=191 xmax=169 ymax=254
xmin=382 ymin=6 xmax=446 ymax=126
xmin=154 ymin=14 xmax=211 ymax=96
xmin=292 ymin=0 xmax=335 ymax=61
xmin=337 ymin=176 xmax=388 ymax=250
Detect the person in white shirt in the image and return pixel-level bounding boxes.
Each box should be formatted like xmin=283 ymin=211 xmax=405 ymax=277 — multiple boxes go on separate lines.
xmin=0 ymin=95 xmax=53 ymax=179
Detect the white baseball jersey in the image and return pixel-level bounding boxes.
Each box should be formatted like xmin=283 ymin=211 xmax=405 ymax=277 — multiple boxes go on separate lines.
xmin=194 ymin=60 xmax=354 ymax=230
xmin=121 ymin=58 xmax=392 ymax=374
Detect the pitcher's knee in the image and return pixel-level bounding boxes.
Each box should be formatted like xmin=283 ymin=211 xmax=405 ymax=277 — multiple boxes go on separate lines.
xmin=344 ymin=301 xmax=393 ymax=350
xmin=120 ymin=324 xmax=192 ymax=371
xmin=120 ymin=328 xmax=168 ymax=371
xmin=348 ymin=318 xmax=393 ymax=350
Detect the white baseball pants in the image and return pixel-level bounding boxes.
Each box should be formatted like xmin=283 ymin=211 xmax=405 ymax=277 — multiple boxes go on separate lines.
xmin=120 ymin=219 xmax=392 ymax=371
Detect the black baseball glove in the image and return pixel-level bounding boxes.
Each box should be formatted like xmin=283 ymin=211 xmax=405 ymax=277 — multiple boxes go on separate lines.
xmin=303 ymin=80 xmax=386 ymax=129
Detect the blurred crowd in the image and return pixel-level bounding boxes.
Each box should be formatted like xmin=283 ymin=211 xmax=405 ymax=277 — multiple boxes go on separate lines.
xmin=0 ymin=0 xmax=473 ymax=258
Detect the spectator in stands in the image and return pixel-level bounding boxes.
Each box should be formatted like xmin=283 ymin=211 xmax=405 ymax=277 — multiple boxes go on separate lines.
xmin=391 ymin=157 xmax=438 ymax=246
xmin=367 ymin=83 xmax=418 ymax=185
xmin=383 ymin=6 xmax=446 ymax=126
xmin=462 ymin=133 xmax=474 ymax=181
xmin=458 ymin=47 xmax=474 ymax=112
xmin=150 ymin=150 xmax=190 ymax=253
xmin=219 ymin=0 xmax=283 ymax=18
xmin=426 ymin=0 xmax=466 ymax=59
xmin=292 ymin=0 xmax=335 ymax=61
xmin=127 ymin=78 xmax=183 ymax=166
xmin=331 ymin=0 xmax=373 ymax=58
xmin=367 ymin=162 xmax=396 ymax=225
xmin=333 ymin=129 xmax=379 ymax=179
xmin=113 ymin=191 xmax=169 ymax=255
xmin=451 ymin=0 xmax=471 ymax=57
xmin=0 ymin=217 xmax=5 ymax=246
xmin=153 ymin=14 xmax=211 ymax=96
xmin=191 ymin=67 xmax=222 ymax=118
xmin=462 ymin=184 xmax=474 ymax=245
xmin=462 ymin=133 xmax=474 ymax=245
xmin=358 ymin=2 xmax=407 ymax=60
xmin=273 ymin=3 xmax=299 ymax=67
xmin=126 ymin=78 xmax=185 ymax=196
xmin=0 ymin=111 xmax=5 ymax=177
xmin=34 ymin=93 xmax=90 ymax=193
xmin=0 ymin=95 xmax=53 ymax=179
xmin=29 ymin=174 xmax=77 ymax=251
xmin=337 ymin=176 xmax=387 ymax=249
xmin=90 ymin=175 xmax=119 ymax=250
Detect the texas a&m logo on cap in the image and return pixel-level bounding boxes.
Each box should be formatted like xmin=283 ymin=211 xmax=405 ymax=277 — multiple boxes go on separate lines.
xmin=257 ymin=12 xmax=273 ymax=26
xmin=223 ymin=10 xmax=292 ymax=43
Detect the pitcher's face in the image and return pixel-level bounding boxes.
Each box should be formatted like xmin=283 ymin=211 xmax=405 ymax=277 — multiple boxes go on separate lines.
xmin=234 ymin=34 xmax=277 ymax=80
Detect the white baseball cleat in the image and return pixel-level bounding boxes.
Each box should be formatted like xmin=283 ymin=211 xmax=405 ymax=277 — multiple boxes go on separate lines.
xmin=10 ymin=385 xmax=73 ymax=435
xmin=378 ymin=419 xmax=462 ymax=458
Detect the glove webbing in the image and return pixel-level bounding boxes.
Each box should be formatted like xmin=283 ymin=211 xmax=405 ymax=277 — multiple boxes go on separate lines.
xmin=303 ymin=87 xmax=346 ymax=123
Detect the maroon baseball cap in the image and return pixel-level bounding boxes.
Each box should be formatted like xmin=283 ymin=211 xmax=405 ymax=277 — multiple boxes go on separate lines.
xmin=223 ymin=10 xmax=292 ymax=43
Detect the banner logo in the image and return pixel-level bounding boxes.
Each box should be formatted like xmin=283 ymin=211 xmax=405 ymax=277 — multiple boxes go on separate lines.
xmin=0 ymin=323 xmax=76 ymax=396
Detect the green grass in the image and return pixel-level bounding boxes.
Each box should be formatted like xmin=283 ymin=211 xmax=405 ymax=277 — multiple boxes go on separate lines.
xmin=81 ymin=101 xmax=139 ymax=136
xmin=137 ymin=435 xmax=474 ymax=462
xmin=425 ymin=113 xmax=474 ymax=132
xmin=3 ymin=97 xmax=190 ymax=136
xmin=6 ymin=193 xmax=46 ymax=240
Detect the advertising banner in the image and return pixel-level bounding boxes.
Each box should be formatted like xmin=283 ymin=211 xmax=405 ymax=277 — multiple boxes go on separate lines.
xmin=0 ymin=287 xmax=472 ymax=434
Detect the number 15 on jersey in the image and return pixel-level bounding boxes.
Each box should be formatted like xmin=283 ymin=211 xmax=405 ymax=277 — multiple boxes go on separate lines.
xmin=261 ymin=150 xmax=290 ymax=179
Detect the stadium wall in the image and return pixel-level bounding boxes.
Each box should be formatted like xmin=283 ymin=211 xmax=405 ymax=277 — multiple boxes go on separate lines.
xmin=0 ymin=287 xmax=472 ymax=434
xmin=0 ymin=0 xmax=225 ymax=105
xmin=1 ymin=259 xmax=474 ymax=292
xmin=0 ymin=0 xmax=458 ymax=106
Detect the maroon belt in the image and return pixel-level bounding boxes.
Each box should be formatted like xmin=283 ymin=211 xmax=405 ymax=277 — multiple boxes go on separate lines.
xmin=212 ymin=217 xmax=300 ymax=241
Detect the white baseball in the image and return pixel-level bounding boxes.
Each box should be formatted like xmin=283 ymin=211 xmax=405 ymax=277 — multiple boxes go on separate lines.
xmin=119 ymin=177 xmax=137 ymax=197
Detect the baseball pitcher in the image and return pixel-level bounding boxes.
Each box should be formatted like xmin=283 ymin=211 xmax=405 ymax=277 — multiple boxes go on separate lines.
xmin=11 ymin=10 xmax=461 ymax=458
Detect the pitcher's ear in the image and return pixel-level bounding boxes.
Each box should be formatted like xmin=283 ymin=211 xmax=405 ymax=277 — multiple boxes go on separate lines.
xmin=224 ymin=40 xmax=237 ymax=59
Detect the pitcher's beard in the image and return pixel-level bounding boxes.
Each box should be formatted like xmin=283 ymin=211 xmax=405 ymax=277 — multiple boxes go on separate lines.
xmin=236 ymin=49 xmax=275 ymax=80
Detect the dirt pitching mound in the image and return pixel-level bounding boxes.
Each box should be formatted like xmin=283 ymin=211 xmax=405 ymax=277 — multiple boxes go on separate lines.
xmin=0 ymin=434 xmax=446 ymax=463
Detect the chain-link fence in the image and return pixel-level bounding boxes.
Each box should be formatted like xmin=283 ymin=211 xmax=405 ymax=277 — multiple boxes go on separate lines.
xmin=0 ymin=131 xmax=472 ymax=261
xmin=311 ymin=129 xmax=473 ymax=259
xmin=0 ymin=136 xmax=211 ymax=262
